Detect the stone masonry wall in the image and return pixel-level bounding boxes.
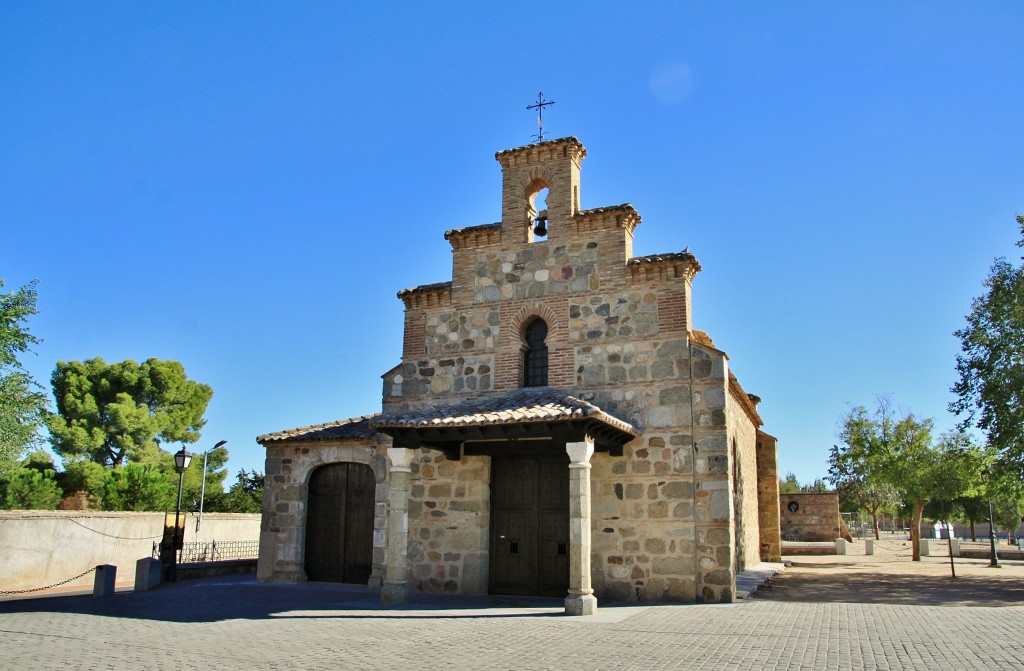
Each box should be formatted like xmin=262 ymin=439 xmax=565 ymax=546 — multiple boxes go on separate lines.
xmin=259 ymin=442 xmax=389 ymax=585
xmin=405 ymin=451 xmax=490 ymax=594
xmin=374 ymin=137 xmax=759 ymax=603
xmin=726 ymin=387 xmax=761 ymax=573
xmin=779 ymin=493 xmax=841 ymax=542
xmin=756 ymin=432 xmax=782 ymax=562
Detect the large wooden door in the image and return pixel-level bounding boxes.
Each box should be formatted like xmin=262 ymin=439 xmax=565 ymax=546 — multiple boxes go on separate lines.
xmin=305 ymin=462 xmax=375 ymax=584
xmin=489 ymin=453 xmax=569 ymax=597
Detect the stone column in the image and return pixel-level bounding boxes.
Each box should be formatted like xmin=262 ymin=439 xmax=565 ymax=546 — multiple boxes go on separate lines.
xmin=381 ymin=447 xmax=414 ymax=606
xmin=565 ymin=437 xmax=597 ymax=616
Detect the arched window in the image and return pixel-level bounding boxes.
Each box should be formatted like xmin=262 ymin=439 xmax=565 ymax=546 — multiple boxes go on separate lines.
xmin=523 ymin=318 xmax=549 ymax=387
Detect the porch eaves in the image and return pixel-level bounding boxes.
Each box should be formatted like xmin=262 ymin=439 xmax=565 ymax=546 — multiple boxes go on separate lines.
xmin=370 ymin=387 xmax=638 ymax=457
xmin=257 ymin=414 xmax=382 ymax=445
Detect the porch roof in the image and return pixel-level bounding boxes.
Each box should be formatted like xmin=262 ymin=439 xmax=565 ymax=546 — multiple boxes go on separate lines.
xmin=371 ymin=388 xmax=638 ymax=458
xmin=257 ymin=414 xmax=381 ymax=444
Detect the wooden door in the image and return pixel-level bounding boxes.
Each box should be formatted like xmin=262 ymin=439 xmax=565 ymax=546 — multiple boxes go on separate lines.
xmin=305 ymin=462 xmax=375 ymax=584
xmin=489 ymin=453 xmax=569 ymax=597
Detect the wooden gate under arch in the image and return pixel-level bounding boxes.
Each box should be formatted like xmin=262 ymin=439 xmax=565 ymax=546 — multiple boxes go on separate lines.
xmin=304 ymin=462 xmax=375 ymax=584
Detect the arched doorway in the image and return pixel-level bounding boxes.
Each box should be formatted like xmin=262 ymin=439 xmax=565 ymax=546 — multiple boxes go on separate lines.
xmin=305 ymin=462 xmax=375 ymax=584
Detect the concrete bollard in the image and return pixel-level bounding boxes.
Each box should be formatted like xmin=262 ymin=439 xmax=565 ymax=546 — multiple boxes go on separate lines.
xmin=93 ymin=564 xmax=116 ymax=597
xmin=920 ymin=539 xmax=930 ymax=556
xmin=950 ymin=539 xmax=960 ymax=557
xmin=865 ymin=538 xmax=874 ymax=555
xmin=835 ymin=538 xmax=847 ymax=555
xmin=135 ymin=557 xmax=162 ymax=592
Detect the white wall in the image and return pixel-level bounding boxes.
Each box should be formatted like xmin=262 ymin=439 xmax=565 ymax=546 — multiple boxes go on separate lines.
xmin=0 ymin=511 xmax=260 ymax=593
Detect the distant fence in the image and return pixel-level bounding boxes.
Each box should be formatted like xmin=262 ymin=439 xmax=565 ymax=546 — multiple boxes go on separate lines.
xmin=153 ymin=539 xmax=260 ymax=563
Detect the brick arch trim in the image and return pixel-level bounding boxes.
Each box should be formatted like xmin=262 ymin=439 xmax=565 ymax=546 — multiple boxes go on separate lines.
xmin=507 ymin=302 xmax=562 ymax=344
xmin=291 ymin=444 xmax=387 ymax=486
xmin=520 ymin=166 xmax=552 ymax=202
xmin=277 ymin=443 xmax=388 ymax=585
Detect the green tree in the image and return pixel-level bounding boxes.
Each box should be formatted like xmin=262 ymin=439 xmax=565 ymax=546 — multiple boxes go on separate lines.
xmin=829 ymin=407 xmax=903 ymax=541
xmin=58 ymin=458 xmax=109 ymax=506
xmin=0 ymin=278 xmax=48 ymax=469
xmin=182 ymin=443 xmax=230 ymax=511
xmin=778 ymin=472 xmax=800 ymax=495
xmin=214 ymin=469 xmax=265 ymax=513
xmin=828 ymin=441 xmax=901 ymax=542
xmin=951 ymin=215 xmax=1024 ymax=475
xmin=800 ymin=478 xmax=832 ymax=493
xmin=986 ymin=470 xmax=1024 ymax=543
xmin=1 ymin=467 xmax=62 ymax=509
xmin=834 ymin=398 xmax=936 ymax=559
xmin=99 ymin=463 xmax=175 ymax=511
xmin=47 ymin=357 xmax=213 ymax=467
xmin=954 ymin=495 xmax=991 ymax=541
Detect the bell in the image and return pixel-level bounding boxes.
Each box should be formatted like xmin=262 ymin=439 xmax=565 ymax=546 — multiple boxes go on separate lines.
xmin=532 ymin=215 xmax=548 ymax=237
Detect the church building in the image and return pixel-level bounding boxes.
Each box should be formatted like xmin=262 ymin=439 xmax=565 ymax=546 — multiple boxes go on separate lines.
xmin=257 ymin=136 xmax=782 ymax=614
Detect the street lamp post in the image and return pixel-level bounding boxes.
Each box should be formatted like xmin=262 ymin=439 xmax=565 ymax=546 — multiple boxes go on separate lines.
xmin=196 ymin=440 xmax=228 ymax=533
xmin=169 ymin=447 xmax=193 ymax=582
xmin=987 ymin=498 xmax=1001 ymax=568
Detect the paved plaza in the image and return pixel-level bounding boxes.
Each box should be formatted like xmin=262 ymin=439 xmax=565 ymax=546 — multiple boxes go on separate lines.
xmin=2 ymin=548 xmax=1023 ymax=671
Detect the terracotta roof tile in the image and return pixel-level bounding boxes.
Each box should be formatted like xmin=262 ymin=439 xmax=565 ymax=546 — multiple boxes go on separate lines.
xmin=578 ymin=204 xmax=636 ymax=216
xmin=257 ymin=414 xmax=381 ymax=444
xmin=371 ymin=388 xmax=637 ymax=436
xmin=494 ymin=136 xmax=584 ymax=158
xmin=396 ymin=281 xmax=452 ymax=299
xmin=628 ymin=250 xmax=698 ymax=265
xmin=443 ymin=222 xmax=501 ymax=240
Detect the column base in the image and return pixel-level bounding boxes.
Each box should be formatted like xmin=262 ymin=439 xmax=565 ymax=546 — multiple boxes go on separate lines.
xmin=564 ymin=593 xmax=598 ymax=616
xmin=380 ymin=582 xmax=408 ymax=606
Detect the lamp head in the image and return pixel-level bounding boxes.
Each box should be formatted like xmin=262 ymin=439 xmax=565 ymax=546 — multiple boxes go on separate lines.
xmin=174 ymin=447 xmax=193 ymax=473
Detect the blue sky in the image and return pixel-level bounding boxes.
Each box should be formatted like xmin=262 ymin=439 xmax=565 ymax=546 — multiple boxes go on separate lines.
xmin=3 ymin=3 xmax=1022 ymax=487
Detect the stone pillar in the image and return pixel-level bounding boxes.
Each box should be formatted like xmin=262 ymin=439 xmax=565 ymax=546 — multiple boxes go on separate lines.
xmin=865 ymin=538 xmax=874 ymax=555
xmin=565 ymin=437 xmax=597 ymax=616
xmin=381 ymin=447 xmax=414 ymax=606
xmin=755 ymin=432 xmax=782 ymax=562
xmin=93 ymin=564 xmax=116 ymax=597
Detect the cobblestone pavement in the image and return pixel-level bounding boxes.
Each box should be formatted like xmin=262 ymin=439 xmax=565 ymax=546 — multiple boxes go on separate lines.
xmin=2 ymin=575 xmax=1023 ymax=670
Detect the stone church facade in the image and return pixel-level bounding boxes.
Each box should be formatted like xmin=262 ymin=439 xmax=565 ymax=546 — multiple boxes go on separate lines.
xmin=257 ymin=136 xmax=781 ymax=613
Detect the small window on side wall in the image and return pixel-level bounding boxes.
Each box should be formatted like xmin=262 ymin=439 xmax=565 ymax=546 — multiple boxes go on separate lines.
xmin=523 ymin=318 xmax=548 ymax=387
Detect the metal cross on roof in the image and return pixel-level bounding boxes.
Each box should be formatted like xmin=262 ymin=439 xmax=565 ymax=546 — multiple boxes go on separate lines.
xmin=527 ymin=92 xmax=555 ymax=142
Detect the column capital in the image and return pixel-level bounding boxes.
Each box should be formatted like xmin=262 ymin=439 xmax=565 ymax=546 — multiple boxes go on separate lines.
xmin=386 ymin=446 xmax=415 ymax=472
xmin=565 ymin=437 xmax=594 ymax=465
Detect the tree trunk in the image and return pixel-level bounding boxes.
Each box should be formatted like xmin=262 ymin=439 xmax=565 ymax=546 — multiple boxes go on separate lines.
xmin=911 ymin=499 xmax=925 ymax=561
xmin=870 ymin=509 xmax=880 ymax=540
xmin=970 ymin=520 xmax=977 ymax=542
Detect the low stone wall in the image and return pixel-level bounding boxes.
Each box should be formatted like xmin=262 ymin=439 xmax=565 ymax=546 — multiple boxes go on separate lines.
xmin=0 ymin=511 xmax=260 ymax=593
xmin=177 ymin=559 xmax=258 ymax=581
xmin=779 ymin=493 xmax=841 ymax=542
xmin=782 ymin=542 xmax=837 ymax=556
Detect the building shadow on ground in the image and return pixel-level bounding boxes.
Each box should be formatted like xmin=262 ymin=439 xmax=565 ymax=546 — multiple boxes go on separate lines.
xmin=0 ymin=575 xmax=627 ymax=623
xmin=754 ymin=564 xmax=1024 ymax=607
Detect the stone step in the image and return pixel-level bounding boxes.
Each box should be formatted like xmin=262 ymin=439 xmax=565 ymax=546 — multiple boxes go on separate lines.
xmin=735 ymin=561 xmax=786 ymax=599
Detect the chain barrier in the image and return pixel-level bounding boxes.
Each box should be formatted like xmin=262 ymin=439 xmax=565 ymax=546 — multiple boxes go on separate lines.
xmin=0 ymin=566 xmax=98 ymax=595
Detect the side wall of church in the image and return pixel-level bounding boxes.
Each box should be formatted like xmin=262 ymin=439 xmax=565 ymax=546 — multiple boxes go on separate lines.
xmin=756 ymin=432 xmax=782 ymax=562
xmin=726 ymin=388 xmax=762 ymax=573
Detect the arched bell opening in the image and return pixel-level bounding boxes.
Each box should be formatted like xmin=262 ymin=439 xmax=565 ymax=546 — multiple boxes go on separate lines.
xmin=525 ymin=182 xmax=551 ymax=243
